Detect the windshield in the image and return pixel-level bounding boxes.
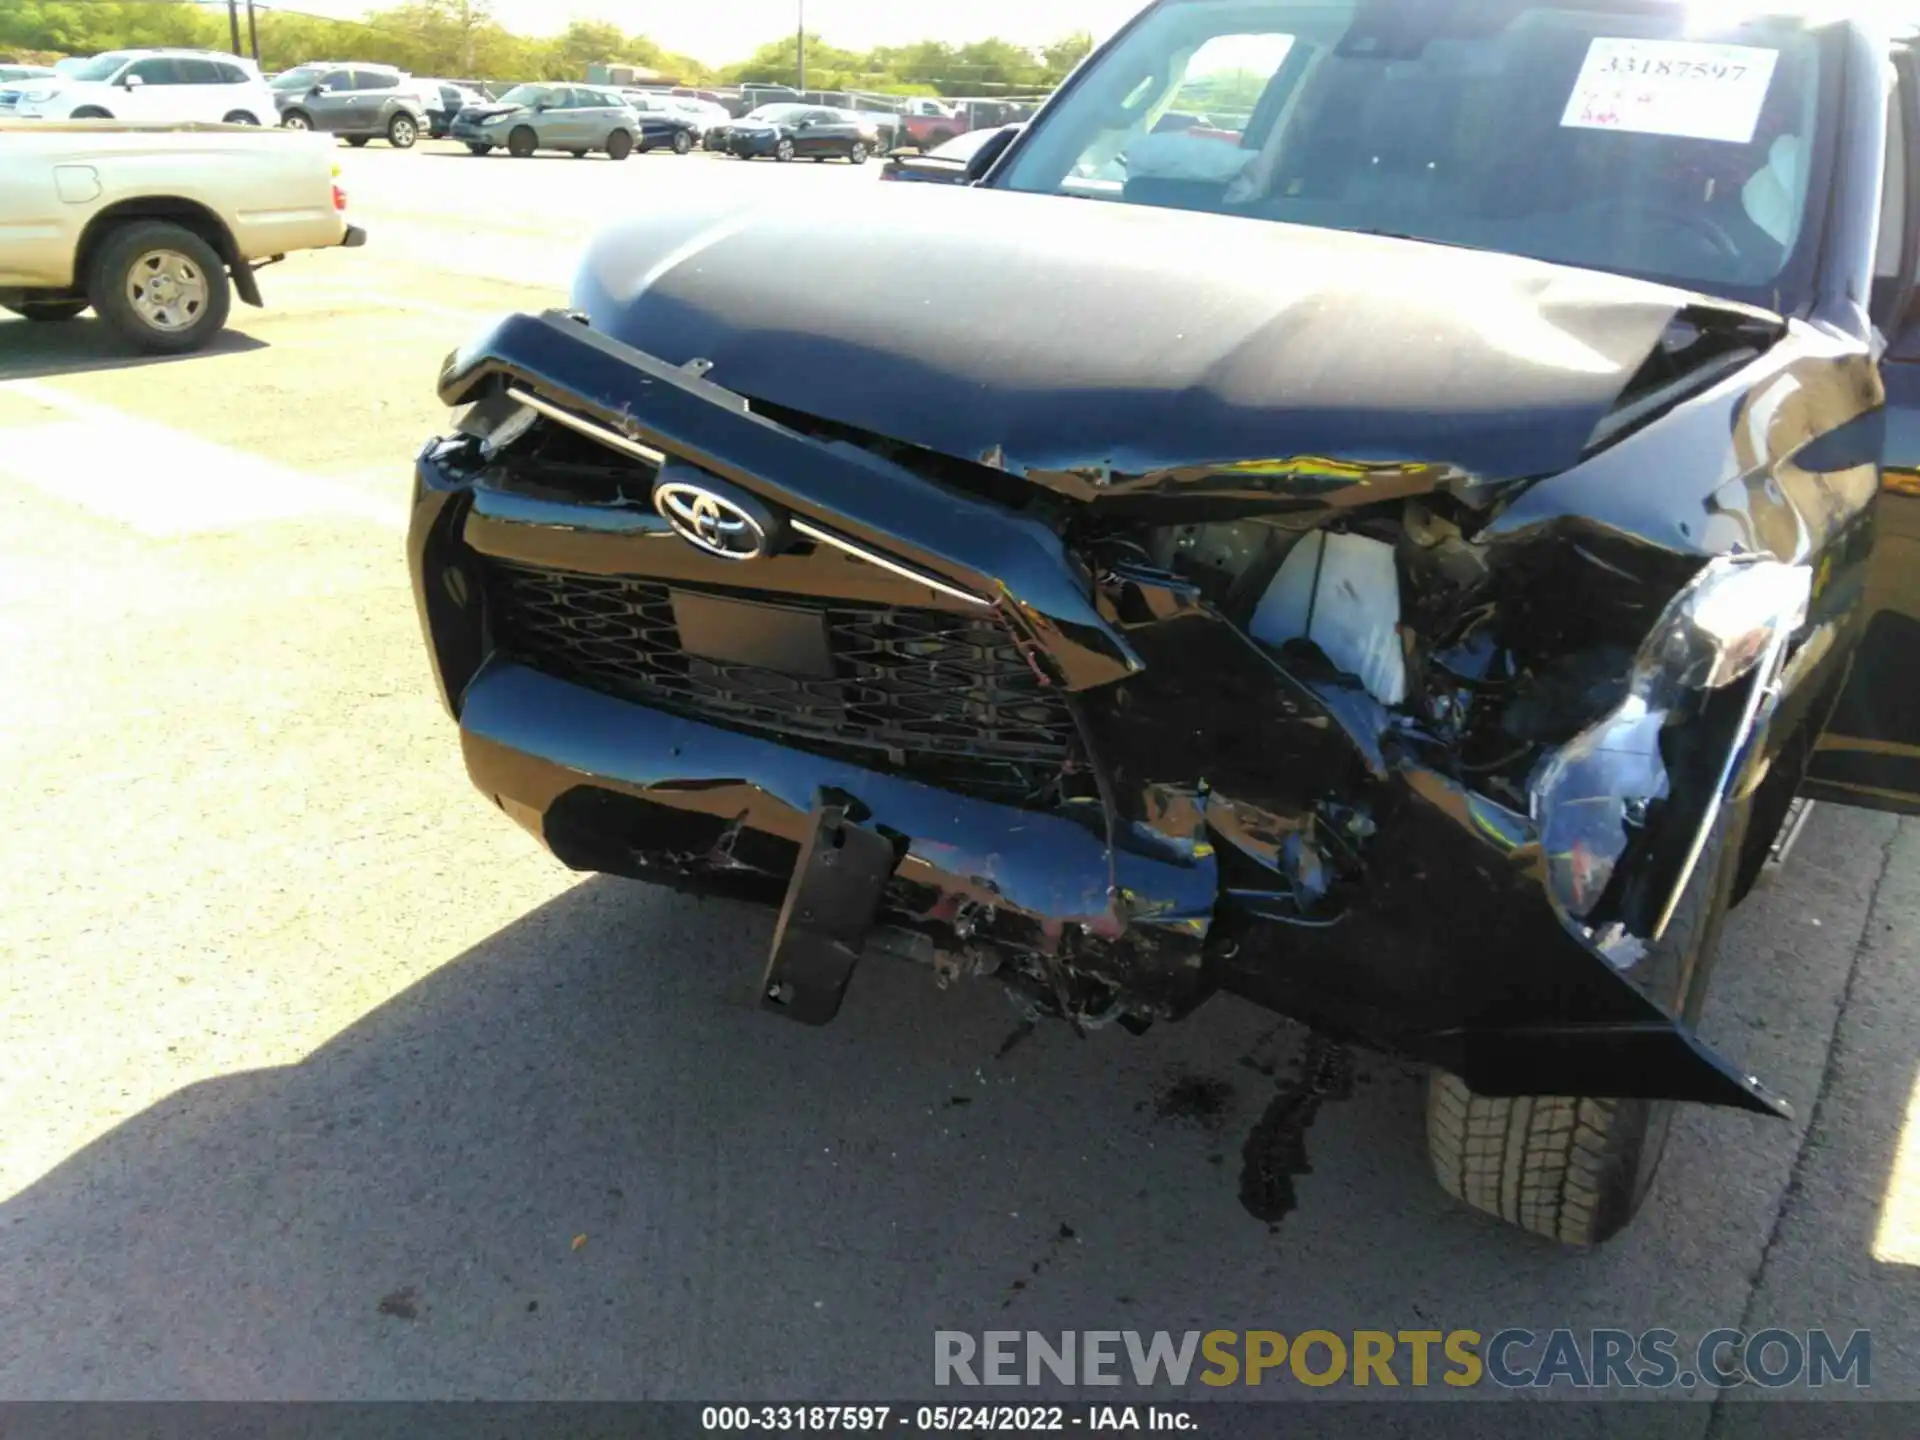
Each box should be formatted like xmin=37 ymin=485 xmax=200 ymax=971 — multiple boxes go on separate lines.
xmin=271 ymin=66 xmax=327 ymax=90
xmin=498 ymin=84 xmax=548 ymax=107
xmin=998 ymin=0 xmax=1835 ymax=307
xmin=63 ymin=52 xmax=136 ymax=83
xmin=745 ymin=104 xmax=809 ymax=123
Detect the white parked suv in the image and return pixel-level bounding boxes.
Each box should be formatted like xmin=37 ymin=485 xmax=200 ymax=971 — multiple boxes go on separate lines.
xmin=0 ymin=50 xmax=276 ymax=126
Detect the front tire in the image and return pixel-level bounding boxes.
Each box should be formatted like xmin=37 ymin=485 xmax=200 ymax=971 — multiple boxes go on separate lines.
xmin=1426 ymin=815 xmax=1738 ymax=1247
xmin=774 ymin=137 xmax=795 ymax=162
xmin=223 ymin=111 xmax=259 ymax=125
xmin=387 ymin=113 xmax=418 ymax=148
xmin=849 ymin=141 xmax=869 ymax=164
xmin=345 ymin=136 xmax=370 ymax=147
xmin=87 ymin=220 xmax=231 ymax=355
xmin=280 ymin=110 xmax=311 ymax=131
xmin=507 ymin=126 xmax=537 ymax=159
xmin=6 ymin=300 xmax=89 ymax=322
xmin=606 ymin=129 xmax=633 ymax=160
xmin=671 ymin=130 xmax=692 ymax=155
xmin=466 ymin=142 xmax=493 ymax=155
xmin=71 ymin=107 xmax=113 ymax=120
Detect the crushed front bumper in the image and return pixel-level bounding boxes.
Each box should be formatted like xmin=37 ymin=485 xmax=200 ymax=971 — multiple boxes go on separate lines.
xmin=409 ymin=310 xmax=1789 ymax=1117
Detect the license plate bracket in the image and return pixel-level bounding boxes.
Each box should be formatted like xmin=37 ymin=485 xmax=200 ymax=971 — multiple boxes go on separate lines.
xmin=762 ymin=797 xmax=897 ymax=1025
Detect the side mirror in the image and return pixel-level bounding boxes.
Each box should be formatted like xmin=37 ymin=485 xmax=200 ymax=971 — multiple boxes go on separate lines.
xmin=122 ymin=73 xmax=145 ymax=90
xmin=533 ymin=100 xmax=549 ymax=112
xmin=307 ymin=83 xmax=322 ymax=96
xmin=962 ymin=124 xmax=1022 ymax=184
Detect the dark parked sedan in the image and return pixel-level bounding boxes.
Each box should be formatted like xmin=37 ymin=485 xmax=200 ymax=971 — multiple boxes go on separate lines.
xmin=617 ymin=90 xmax=702 ymax=154
xmin=726 ymin=104 xmax=875 ymax=163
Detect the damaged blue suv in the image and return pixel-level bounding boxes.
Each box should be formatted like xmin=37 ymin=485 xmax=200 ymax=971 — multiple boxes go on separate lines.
xmin=410 ymin=0 xmax=1920 ymax=1246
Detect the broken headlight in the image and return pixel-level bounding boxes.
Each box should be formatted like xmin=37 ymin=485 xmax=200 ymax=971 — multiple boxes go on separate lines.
xmin=1530 ymin=556 xmax=1812 ymax=926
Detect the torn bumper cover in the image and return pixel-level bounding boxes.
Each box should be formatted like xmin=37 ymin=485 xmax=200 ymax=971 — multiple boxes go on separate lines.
xmin=411 ymin=310 xmax=1793 ymax=1118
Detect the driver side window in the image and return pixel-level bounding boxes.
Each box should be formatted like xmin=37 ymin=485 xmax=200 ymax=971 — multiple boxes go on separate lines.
xmin=126 ymin=58 xmax=183 ymax=85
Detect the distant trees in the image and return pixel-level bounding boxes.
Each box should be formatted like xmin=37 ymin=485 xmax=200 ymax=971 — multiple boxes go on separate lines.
xmin=0 ymin=1 xmax=1092 ymax=94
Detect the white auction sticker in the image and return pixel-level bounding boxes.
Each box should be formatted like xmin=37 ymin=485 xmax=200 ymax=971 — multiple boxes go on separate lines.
xmin=1562 ymin=37 xmax=1781 ymax=145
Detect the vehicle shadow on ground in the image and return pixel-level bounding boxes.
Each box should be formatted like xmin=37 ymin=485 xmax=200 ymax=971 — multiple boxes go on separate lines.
xmin=0 ymin=319 xmax=266 ymax=382
xmin=0 ymin=814 xmax=1914 ymax=1406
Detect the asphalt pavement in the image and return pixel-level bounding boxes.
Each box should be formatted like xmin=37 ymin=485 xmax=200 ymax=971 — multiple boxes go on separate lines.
xmin=1 ymin=142 xmax=1917 ymax=1418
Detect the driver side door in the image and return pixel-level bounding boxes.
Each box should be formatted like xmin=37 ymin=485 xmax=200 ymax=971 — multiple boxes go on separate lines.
xmin=305 ymin=70 xmax=355 ymax=133
xmin=794 ymin=109 xmax=835 ymax=157
xmin=1808 ymin=45 xmax=1920 ymax=814
xmin=116 ymin=57 xmax=181 ymax=121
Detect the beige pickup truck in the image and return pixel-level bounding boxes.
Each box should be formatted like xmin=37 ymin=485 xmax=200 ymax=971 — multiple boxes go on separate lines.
xmin=0 ymin=120 xmax=366 ymax=352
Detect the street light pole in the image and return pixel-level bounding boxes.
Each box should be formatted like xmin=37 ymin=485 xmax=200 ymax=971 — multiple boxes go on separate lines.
xmin=797 ymin=0 xmax=806 ymax=92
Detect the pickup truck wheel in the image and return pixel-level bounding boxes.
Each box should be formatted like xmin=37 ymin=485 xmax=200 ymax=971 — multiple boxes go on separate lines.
xmin=1426 ymin=813 xmax=1737 ymax=1247
xmin=344 ymin=137 xmax=370 ymax=148
xmin=222 ymin=111 xmax=259 ymax=125
xmin=605 ymin=130 xmax=633 ymax=160
xmin=88 ymin=221 xmax=231 ymax=355
xmin=6 ymin=301 xmax=89 ymax=322
xmin=671 ymin=130 xmax=692 ymax=155
xmin=774 ymin=138 xmax=795 ymax=162
xmin=508 ymin=126 xmax=537 ymax=159
xmin=387 ymin=114 xmax=418 ymax=148
xmin=466 ymin=142 xmax=493 ymax=156
xmin=280 ymin=110 xmax=311 ymax=131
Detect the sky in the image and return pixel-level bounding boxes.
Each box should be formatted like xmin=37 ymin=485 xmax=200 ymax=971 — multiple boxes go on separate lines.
xmin=280 ymin=0 xmax=1147 ymax=64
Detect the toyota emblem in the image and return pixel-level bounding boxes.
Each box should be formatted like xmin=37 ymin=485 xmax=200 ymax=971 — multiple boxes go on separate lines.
xmin=654 ymin=478 xmax=769 ymax=560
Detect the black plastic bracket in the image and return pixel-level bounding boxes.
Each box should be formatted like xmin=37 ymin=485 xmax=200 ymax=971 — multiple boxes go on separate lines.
xmin=761 ymin=798 xmax=896 ymax=1025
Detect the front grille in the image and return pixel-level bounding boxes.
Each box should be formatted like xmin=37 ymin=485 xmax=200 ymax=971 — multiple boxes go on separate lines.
xmin=486 ymin=562 xmax=1079 ymax=799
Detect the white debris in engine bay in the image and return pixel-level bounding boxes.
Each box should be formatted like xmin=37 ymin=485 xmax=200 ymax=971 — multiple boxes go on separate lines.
xmin=1250 ymin=531 xmax=1408 ymax=707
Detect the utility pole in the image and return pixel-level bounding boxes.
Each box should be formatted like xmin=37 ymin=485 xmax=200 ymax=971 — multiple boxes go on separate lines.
xmin=246 ymin=0 xmax=259 ymax=62
xmin=227 ymin=0 xmax=241 ymax=56
xmin=797 ymin=0 xmax=806 ymax=92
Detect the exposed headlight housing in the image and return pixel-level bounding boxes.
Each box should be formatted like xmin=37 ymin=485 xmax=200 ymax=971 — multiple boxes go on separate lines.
xmin=1531 ymin=556 xmax=1811 ymax=929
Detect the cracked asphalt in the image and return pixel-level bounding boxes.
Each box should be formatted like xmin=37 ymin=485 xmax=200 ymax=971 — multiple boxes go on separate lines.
xmin=0 ymin=143 xmax=1916 ymax=1420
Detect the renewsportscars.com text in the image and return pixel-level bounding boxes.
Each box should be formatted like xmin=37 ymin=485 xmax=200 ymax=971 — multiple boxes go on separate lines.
xmin=934 ymin=1328 xmax=1871 ymax=1390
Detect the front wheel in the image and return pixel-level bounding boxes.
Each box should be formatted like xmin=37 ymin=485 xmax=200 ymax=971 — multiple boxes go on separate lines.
xmin=71 ymin=106 xmax=113 ymax=120
xmin=606 ymin=130 xmax=633 ymax=161
xmin=6 ymin=300 xmax=89 ymax=322
xmin=1426 ymin=815 xmax=1738 ymax=1247
xmin=507 ymin=126 xmax=537 ymax=159
xmin=387 ymin=113 xmax=418 ymax=148
xmin=222 ymin=111 xmax=259 ymax=126
xmin=466 ymin=142 xmax=493 ymax=156
xmin=344 ymin=136 xmax=370 ymax=148
xmin=774 ymin=138 xmax=795 ymax=162
xmin=848 ymin=141 xmax=869 ymax=164
xmin=280 ymin=110 xmax=311 ymax=131
xmin=87 ymin=220 xmax=231 ymax=355
xmin=671 ymin=130 xmax=692 ymax=155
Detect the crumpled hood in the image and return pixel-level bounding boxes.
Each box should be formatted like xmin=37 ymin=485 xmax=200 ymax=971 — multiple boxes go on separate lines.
xmin=571 ymin=185 xmax=1755 ymax=494
xmin=456 ymin=103 xmax=521 ymax=120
